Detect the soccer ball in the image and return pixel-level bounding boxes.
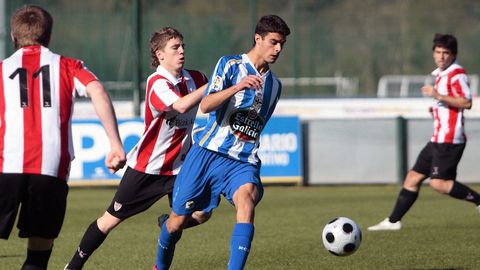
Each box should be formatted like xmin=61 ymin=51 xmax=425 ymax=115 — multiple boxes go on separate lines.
xmin=321 ymin=217 xmax=362 ymax=256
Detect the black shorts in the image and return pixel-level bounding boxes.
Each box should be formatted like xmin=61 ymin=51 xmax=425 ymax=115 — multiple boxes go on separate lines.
xmin=106 ymin=167 xmax=175 ymax=220
xmin=412 ymin=142 xmax=465 ymax=180
xmin=0 ymin=173 xmax=68 ymax=239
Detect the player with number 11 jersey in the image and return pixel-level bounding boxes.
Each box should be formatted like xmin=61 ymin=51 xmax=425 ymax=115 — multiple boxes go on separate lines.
xmin=0 ymin=6 xmax=125 ymax=270
xmin=0 ymin=45 xmax=100 ymax=179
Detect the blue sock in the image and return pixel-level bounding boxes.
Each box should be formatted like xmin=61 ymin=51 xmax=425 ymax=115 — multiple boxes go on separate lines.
xmin=155 ymin=222 xmax=182 ymax=270
xmin=228 ymin=223 xmax=254 ymax=270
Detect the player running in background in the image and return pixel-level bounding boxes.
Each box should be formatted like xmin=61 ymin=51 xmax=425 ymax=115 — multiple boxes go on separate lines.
xmin=153 ymin=15 xmax=290 ymax=270
xmin=368 ymin=33 xmax=480 ymax=231
xmin=0 ymin=5 xmax=126 ymax=270
xmin=65 ymin=27 xmax=210 ymax=270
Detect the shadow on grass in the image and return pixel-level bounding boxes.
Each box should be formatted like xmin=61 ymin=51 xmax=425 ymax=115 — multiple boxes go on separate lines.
xmin=405 ymin=267 xmax=470 ymax=270
xmin=0 ymin=254 xmax=22 ymax=258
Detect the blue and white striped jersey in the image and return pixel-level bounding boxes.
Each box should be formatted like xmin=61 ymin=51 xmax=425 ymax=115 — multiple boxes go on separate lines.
xmin=194 ymin=54 xmax=282 ymax=165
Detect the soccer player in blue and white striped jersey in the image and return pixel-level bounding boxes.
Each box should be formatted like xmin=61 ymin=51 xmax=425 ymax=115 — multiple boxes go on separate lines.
xmin=154 ymin=15 xmax=290 ymax=270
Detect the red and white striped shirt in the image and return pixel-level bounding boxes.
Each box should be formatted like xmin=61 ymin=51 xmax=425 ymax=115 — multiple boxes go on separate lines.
xmin=0 ymin=45 xmax=97 ymax=179
xmin=430 ymin=62 xmax=472 ymax=144
xmin=126 ymin=65 xmax=207 ymax=175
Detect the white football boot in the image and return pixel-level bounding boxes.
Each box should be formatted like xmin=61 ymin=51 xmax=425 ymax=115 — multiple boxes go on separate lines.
xmin=367 ymin=218 xmax=402 ymax=231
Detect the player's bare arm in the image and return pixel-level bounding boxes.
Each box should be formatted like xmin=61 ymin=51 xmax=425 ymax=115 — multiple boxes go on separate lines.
xmin=86 ymin=80 xmax=126 ymax=172
xmin=171 ymin=84 xmax=207 ymax=113
xmin=422 ymin=84 xmax=472 ymax=109
xmin=200 ymin=75 xmax=263 ymax=113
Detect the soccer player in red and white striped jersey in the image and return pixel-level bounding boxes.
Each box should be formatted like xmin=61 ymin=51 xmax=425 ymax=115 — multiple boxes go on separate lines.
xmin=369 ymin=34 xmax=480 ymax=232
xmin=65 ymin=27 xmax=210 ymax=270
xmin=0 ymin=5 xmax=126 ymax=270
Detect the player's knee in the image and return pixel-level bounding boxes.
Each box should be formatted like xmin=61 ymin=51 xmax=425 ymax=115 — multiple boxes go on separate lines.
xmin=97 ymin=212 xmax=122 ymax=233
xmin=234 ymin=183 xmax=259 ymax=204
xmin=192 ymin=211 xmax=211 ymax=224
xmin=429 ymin=179 xmax=452 ymax=194
xmin=403 ymin=171 xmax=425 ymax=191
xmin=167 ymin=213 xmax=189 ymax=233
xmin=235 ymin=196 xmax=256 ymax=218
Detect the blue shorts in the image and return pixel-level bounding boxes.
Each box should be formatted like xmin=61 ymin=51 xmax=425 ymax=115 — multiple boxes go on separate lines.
xmin=172 ymin=144 xmax=263 ymax=215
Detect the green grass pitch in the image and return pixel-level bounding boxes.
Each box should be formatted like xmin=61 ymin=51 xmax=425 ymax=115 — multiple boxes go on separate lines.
xmin=1 ymin=184 xmax=480 ymax=269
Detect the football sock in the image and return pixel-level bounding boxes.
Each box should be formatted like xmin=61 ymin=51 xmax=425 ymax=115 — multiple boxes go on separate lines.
xmin=228 ymin=223 xmax=254 ymax=270
xmin=449 ymin=181 xmax=480 ymax=205
xmin=155 ymin=222 xmax=182 ymax=270
xmin=67 ymin=220 xmax=107 ymax=269
xmin=389 ymin=188 xmax=418 ymax=223
xmin=21 ymin=248 xmax=52 ymax=270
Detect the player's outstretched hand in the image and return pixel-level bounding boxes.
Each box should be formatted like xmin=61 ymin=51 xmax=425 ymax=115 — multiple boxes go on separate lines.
xmin=105 ymin=147 xmax=126 ymax=174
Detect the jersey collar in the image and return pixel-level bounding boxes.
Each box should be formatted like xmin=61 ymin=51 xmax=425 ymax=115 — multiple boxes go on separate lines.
xmin=242 ymin=54 xmax=271 ymax=78
xmin=431 ymin=61 xmax=460 ymax=77
xmin=14 ymin=45 xmax=47 ymax=56
xmin=156 ymin=65 xmax=189 ymax=85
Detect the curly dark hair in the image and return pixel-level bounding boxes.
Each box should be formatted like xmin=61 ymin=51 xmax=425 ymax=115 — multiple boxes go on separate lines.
xmin=432 ymin=33 xmax=457 ymax=55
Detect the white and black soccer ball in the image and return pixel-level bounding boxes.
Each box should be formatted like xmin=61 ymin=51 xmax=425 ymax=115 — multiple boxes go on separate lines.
xmin=322 ymin=217 xmax=362 ymax=256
